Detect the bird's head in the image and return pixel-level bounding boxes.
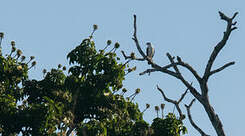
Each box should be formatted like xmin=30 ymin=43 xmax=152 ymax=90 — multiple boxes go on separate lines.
xmin=146 ymin=42 xmax=151 ymax=46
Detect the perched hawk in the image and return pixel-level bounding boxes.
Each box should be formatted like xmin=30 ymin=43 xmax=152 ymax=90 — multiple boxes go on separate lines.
xmin=146 ymin=42 xmax=155 ymax=64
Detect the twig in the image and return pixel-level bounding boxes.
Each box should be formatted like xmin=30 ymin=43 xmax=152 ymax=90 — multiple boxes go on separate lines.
xmin=209 ymin=61 xmax=235 ymax=76
xmin=139 ymin=68 xmax=180 ymax=78
xmin=132 ymin=15 xmax=147 ymax=59
xmin=121 ymin=50 xmax=145 ymax=61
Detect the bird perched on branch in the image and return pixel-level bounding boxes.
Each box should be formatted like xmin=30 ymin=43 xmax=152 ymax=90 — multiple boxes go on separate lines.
xmin=146 ymin=42 xmax=155 ymax=64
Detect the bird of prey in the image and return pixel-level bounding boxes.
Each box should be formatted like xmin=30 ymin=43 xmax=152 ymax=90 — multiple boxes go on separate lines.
xmin=146 ymin=42 xmax=155 ymax=64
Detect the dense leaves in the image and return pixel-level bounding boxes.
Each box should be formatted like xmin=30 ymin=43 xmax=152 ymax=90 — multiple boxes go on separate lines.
xmin=0 ymin=30 xmax=187 ymax=136
xmin=151 ymin=113 xmax=187 ymax=136
xmin=0 ymin=47 xmax=30 ymax=135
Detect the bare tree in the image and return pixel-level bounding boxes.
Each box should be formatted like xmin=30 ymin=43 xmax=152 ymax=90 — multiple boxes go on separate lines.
xmin=122 ymin=11 xmax=238 ymax=136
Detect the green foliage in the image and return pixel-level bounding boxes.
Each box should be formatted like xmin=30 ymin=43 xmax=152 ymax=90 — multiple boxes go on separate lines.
xmin=151 ymin=113 xmax=187 ymax=136
xmin=0 ymin=47 xmax=29 ymax=135
xmin=65 ymin=38 xmax=127 ymax=125
xmin=78 ymin=120 xmax=107 ymax=136
xmin=0 ymin=30 xmax=187 ymax=136
xmin=131 ymin=120 xmax=150 ymax=136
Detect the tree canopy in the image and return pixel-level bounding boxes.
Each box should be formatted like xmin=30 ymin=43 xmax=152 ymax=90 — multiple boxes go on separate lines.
xmin=0 ymin=26 xmax=187 ymax=136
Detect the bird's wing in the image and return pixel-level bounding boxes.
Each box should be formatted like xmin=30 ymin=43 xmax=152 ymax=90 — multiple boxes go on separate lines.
xmin=146 ymin=46 xmax=149 ymax=57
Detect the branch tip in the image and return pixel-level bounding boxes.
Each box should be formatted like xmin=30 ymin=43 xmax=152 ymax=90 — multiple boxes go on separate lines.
xmin=209 ymin=61 xmax=235 ymax=76
xmin=232 ymin=12 xmax=239 ymax=19
xmin=231 ymin=27 xmax=237 ymax=31
xmin=232 ymin=21 xmax=237 ymax=26
xmin=218 ymin=11 xmax=226 ymax=19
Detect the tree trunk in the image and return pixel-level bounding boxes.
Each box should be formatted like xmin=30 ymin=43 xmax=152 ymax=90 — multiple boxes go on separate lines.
xmin=201 ymin=97 xmax=226 ymax=136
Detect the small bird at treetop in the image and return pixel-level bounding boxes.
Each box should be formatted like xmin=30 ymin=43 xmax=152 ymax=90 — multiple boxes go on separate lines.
xmin=146 ymin=42 xmax=155 ymax=64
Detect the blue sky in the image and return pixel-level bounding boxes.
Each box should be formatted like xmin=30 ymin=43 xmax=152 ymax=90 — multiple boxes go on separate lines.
xmin=0 ymin=0 xmax=244 ymax=135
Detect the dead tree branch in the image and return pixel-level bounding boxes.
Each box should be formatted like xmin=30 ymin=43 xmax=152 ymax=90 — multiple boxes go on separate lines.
xmin=166 ymin=53 xmax=203 ymax=102
xmin=121 ymin=50 xmax=145 ymax=61
xmin=199 ymin=12 xmax=237 ymax=136
xmin=129 ymin=15 xmax=203 ymax=102
xmin=131 ymin=15 xmax=180 ymax=76
xmin=129 ymin=11 xmax=238 ymax=136
xmin=176 ymin=56 xmax=202 ymax=82
xmin=209 ymin=61 xmax=235 ymax=76
xmin=203 ymin=11 xmax=238 ymax=82
xmin=157 ymin=85 xmax=189 ymax=120
xmin=185 ymin=99 xmax=210 ymax=136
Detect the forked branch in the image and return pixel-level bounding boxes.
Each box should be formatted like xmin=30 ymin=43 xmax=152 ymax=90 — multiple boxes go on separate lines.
xmin=157 ymin=85 xmax=189 ymax=120
xmin=203 ymin=11 xmax=238 ymax=82
xmin=166 ymin=53 xmax=202 ymax=102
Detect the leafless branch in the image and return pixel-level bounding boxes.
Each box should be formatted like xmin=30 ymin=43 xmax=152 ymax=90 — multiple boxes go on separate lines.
xmin=131 ymin=15 xmax=186 ymax=79
xmin=132 ymin=15 xmax=176 ymax=70
xmin=128 ymin=15 xmax=203 ymax=84
xmin=157 ymin=85 xmax=189 ymax=120
xmin=122 ymin=50 xmax=180 ymax=78
xmin=139 ymin=69 xmax=159 ymax=75
xmin=166 ymin=53 xmax=202 ymax=102
xmin=203 ymin=11 xmax=238 ymax=82
xmin=185 ymin=99 xmax=210 ymax=136
xmin=209 ymin=61 xmax=235 ymax=76
xmin=121 ymin=50 xmax=145 ymax=61
xmin=157 ymin=85 xmax=176 ymax=104
xmin=131 ymin=12 xmax=238 ymax=136
xmin=175 ymin=56 xmax=202 ymax=82
xmin=132 ymin=15 xmax=147 ymax=60
xmin=131 ymin=14 xmax=203 ymax=103
xmin=139 ymin=59 xmax=201 ymax=83
xmin=166 ymin=53 xmax=181 ymax=74
xmin=139 ymin=68 xmax=180 ymax=78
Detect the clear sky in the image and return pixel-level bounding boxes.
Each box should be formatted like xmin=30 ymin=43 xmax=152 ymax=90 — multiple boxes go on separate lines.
xmin=0 ymin=0 xmax=244 ymax=136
